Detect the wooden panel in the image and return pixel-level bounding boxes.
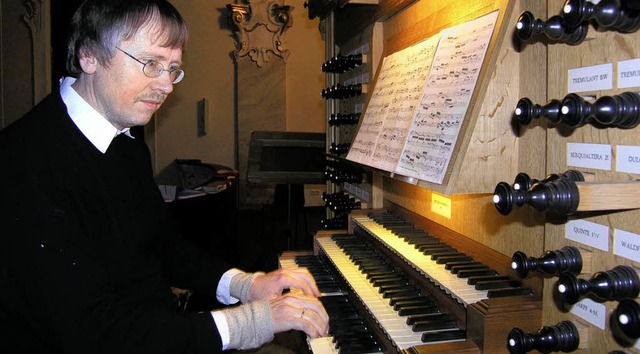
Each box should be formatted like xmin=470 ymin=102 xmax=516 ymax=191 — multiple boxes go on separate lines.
xmin=540 ymin=0 xmax=640 ymax=353
xmin=334 ymin=0 xmax=417 ymax=46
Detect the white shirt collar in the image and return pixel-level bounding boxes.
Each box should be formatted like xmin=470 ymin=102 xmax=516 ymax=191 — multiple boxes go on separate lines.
xmin=59 ymin=77 xmax=132 ymax=153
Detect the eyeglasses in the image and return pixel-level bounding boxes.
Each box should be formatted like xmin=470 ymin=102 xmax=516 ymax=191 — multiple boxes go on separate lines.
xmin=115 ymin=46 xmax=184 ymax=84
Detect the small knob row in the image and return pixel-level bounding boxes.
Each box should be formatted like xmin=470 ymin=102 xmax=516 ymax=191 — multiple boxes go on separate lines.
xmin=329 ymin=113 xmax=361 ymax=126
xmin=329 ymin=142 xmax=350 ymax=155
xmin=322 ymin=191 xmax=361 ymax=213
xmin=320 ymin=212 xmax=348 ymax=229
xmin=324 ymin=167 xmax=362 ymax=184
xmin=321 ymin=83 xmax=363 ymax=100
xmin=322 ymin=53 xmax=364 ymax=74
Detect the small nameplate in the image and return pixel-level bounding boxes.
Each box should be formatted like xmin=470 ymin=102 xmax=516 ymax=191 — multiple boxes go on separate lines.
xmin=568 ymin=63 xmax=613 ymax=93
xmin=614 ymin=229 xmax=640 ymax=262
xmin=570 ymin=298 xmax=606 ymax=329
xmin=361 ymin=42 xmax=370 ymax=55
xmin=616 ymin=145 xmax=640 ymax=174
xmin=566 ymin=219 xmax=609 ymax=251
xmin=362 ymin=72 xmax=370 ymax=84
xmin=618 ymin=58 xmax=640 ymax=89
xmin=344 ymin=183 xmax=370 ymax=203
xmin=360 ymin=189 xmax=370 ymax=203
xmin=567 ymin=143 xmax=612 ymax=170
xmin=431 ymin=193 xmax=451 ymax=219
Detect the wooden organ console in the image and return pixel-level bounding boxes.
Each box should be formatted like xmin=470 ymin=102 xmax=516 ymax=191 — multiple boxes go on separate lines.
xmin=282 ymin=0 xmax=640 ymax=352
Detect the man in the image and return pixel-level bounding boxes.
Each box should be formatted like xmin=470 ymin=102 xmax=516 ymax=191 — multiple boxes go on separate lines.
xmin=0 ymin=0 xmax=329 ymax=353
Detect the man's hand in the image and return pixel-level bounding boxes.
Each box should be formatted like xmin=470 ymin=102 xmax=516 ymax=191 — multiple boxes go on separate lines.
xmin=269 ymin=292 xmax=329 ymax=338
xmin=247 ymin=267 xmax=321 ymax=302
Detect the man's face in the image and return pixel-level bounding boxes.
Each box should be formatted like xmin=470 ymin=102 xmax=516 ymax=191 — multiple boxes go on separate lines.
xmin=84 ymin=22 xmax=183 ymax=130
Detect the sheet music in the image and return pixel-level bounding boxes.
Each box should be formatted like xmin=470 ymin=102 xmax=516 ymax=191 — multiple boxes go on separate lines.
xmin=394 ymin=10 xmax=499 ymax=183
xmin=346 ymin=36 xmax=439 ymax=168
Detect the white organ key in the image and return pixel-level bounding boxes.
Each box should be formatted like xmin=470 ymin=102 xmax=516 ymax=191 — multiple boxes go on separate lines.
xmin=278 ymin=257 xmax=297 ymax=269
xmin=307 ymin=336 xmax=339 ymax=354
xmin=352 ymin=216 xmax=489 ymax=306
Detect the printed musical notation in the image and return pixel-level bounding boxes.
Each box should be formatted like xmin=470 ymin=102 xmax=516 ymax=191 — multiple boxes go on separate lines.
xmin=346 ymin=10 xmax=499 ymax=184
xmin=346 ymin=34 xmax=440 ymax=169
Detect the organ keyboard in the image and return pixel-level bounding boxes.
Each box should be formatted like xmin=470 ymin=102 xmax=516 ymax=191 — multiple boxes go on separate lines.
xmin=280 ymin=208 xmax=542 ymax=353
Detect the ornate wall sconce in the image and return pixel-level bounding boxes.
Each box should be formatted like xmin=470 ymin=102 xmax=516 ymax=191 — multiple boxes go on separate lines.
xmin=226 ymin=0 xmax=294 ymax=68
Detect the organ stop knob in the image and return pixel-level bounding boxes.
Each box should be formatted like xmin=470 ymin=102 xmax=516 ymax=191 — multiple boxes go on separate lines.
xmin=512 ymin=170 xmax=584 ymax=192
xmin=516 ymin=10 xmax=588 ymax=44
xmin=507 ymin=320 xmax=580 ymax=354
xmin=610 ymin=299 xmax=640 ymax=346
xmin=559 ymin=92 xmax=640 ymax=128
xmin=562 ymin=0 xmax=640 ymax=33
xmin=511 ymin=246 xmax=582 ymax=279
xmin=493 ymin=175 xmax=582 ymax=216
xmin=514 ymin=97 xmax=561 ymax=126
xmin=556 ymin=265 xmax=640 ymax=305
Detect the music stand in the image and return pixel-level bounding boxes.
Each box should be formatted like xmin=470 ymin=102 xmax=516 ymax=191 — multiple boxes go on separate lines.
xmin=247 ymin=131 xmax=326 ymax=250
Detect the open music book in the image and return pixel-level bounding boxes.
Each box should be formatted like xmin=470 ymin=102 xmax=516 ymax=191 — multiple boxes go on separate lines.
xmin=346 ymin=10 xmax=499 ymax=184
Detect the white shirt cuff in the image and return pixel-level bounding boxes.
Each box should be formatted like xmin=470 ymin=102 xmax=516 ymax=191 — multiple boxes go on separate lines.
xmin=211 ymin=310 xmax=230 ymax=350
xmin=216 ymin=268 xmax=243 ymax=305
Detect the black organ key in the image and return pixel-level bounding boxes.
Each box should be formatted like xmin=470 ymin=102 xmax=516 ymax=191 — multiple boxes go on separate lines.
xmin=398 ymin=304 xmax=440 ymax=316
xmin=429 ymin=251 xmax=463 ymax=260
xmin=413 ymin=317 xmax=458 ymax=331
xmin=467 ymin=274 xmax=510 ymax=285
xmin=474 ymin=279 xmax=521 ymax=290
xmin=373 ymin=278 xmax=408 ymax=287
xmin=449 ymin=263 xmax=489 ymax=274
xmin=487 ymin=287 xmax=532 ymax=298
xmin=367 ymin=273 xmax=401 ymax=281
xmin=361 ymin=265 xmax=393 ymax=274
xmin=377 ymin=283 xmax=412 ymax=293
xmin=337 ymin=345 xmax=383 ymax=354
xmin=392 ymin=298 xmax=435 ymax=309
xmin=406 ymin=238 xmax=437 ymax=247
xmin=334 ymin=339 xmax=382 ymax=354
xmin=457 ymin=268 xmax=498 ymax=278
xmin=332 ymin=332 xmax=377 ymax=343
xmin=421 ymin=329 xmax=466 ymax=342
xmin=398 ymin=230 xmax=430 ymax=239
xmin=414 ymin=237 xmax=445 ymax=243
xmin=445 ymin=261 xmax=483 ymax=270
xmin=435 ymin=255 xmax=474 ymax=264
xmin=383 ymin=286 xmax=420 ymax=298
xmin=389 ymin=295 xmax=432 ymax=306
xmin=384 ymin=224 xmax=416 ymax=230
xmin=365 ymin=271 xmax=396 ymax=281
xmin=406 ymin=312 xmax=450 ymax=325
xmin=365 ymin=270 xmax=397 ymax=280
xmin=420 ymin=245 xmax=455 ymax=254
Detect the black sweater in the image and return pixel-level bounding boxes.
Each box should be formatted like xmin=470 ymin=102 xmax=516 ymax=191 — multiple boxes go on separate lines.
xmin=0 ymin=93 xmax=229 ymax=353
